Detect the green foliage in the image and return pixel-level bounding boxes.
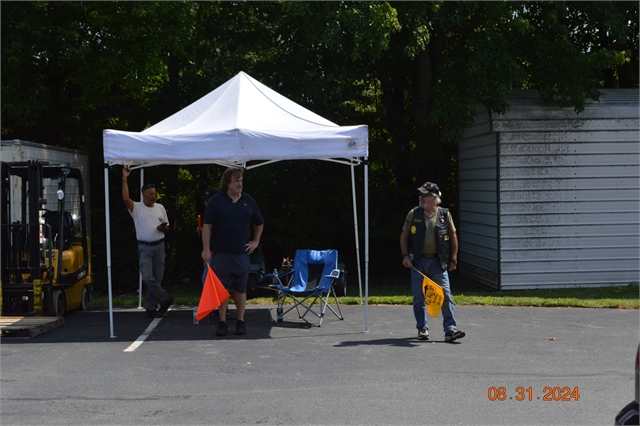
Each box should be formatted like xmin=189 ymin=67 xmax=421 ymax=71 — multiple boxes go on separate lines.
xmin=2 ymin=1 xmax=637 ymax=289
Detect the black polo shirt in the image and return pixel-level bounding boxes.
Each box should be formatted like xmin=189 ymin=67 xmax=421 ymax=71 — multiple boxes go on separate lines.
xmin=203 ymin=191 xmax=264 ymax=254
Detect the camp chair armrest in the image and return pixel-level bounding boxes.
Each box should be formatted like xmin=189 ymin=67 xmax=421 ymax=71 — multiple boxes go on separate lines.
xmin=316 ymin=269 xmax=341 ymax=291
xmin=324 ymin=269 xmax=341 ymax=279
xmin=264 ymin=268 xmax=295 ymax=287
xmin=264 ymin=269 xmax=294 ymax=278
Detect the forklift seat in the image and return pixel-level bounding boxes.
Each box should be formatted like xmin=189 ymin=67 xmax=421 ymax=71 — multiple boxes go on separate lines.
xmin=42 ymin=210 xmax=75 ymax=250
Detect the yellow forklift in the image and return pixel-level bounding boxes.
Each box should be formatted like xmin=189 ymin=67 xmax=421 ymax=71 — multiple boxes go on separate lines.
xmin=1 ymin=160 xmax=92 ymax=316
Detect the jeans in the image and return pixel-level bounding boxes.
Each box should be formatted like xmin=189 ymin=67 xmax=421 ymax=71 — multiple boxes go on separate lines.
xmin=410 ymin=256 xmax=457 ymax=332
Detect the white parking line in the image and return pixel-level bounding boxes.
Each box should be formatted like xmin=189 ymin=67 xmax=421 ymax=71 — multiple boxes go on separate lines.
xmin=123 ymin=310 xmax=167 ymax=352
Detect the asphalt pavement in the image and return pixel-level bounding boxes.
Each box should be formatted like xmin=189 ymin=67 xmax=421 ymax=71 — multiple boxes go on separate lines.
xmin=1 ymin=303 xmax=638 ymax=425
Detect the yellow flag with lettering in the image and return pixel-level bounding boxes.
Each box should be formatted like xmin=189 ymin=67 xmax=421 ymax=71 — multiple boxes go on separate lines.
xmin=421 ymin=276 xmax=444 ymax=317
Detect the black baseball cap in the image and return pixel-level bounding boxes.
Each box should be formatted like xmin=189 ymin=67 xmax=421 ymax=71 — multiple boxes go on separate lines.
xmin=200 ymin=188 xmax=218 ymax=201
xmin=417 ymin=182 xmax=441 ymax=196
xmin=141 ymin=183 xmax=156 ymax=192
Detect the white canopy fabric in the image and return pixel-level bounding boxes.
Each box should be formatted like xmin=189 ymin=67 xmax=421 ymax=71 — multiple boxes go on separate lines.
xmin=104 ymin=71 xmax=368 ymax=166
xmin=102 ymin=71 xmax=370 ymax=337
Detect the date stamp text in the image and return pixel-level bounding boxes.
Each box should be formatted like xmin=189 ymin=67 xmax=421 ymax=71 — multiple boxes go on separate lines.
xmin=487 ymin=386 xmax=580 ymax=401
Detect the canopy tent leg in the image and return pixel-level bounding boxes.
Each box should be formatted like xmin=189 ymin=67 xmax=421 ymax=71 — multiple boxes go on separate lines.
xmin=138 ymin=168 xmax=144 ymax=310
xmin=350 ymin=162 xmax=363 ymax=304
xmin=364 ymin=157 xmax=369 ymax=332
xmin=104 ymin=156 xmax=370 ymax=335
xmin=104 ymin=164 xmax=116 ymax=338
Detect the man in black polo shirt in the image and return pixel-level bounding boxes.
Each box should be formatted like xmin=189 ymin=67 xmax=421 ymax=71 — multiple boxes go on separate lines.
xmin=201 ymin=167 xmax=264 ymax=336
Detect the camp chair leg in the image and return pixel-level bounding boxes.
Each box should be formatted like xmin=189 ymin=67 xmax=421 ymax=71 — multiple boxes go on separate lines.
xmin=319 ymin=288 xmax=344 ymax=324
xmin=271 ymin=249 xmax=344 ymax=326
xmin=274 ymin=290 xmax=328 ymax=326
xmin=296 ymin=295 xmax=323 ymax=323
xmin=274 ymin=291 xmax=309 ymax=323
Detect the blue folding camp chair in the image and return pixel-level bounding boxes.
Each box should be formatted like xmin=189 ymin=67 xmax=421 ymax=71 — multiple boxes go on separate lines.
xmin=271 ymin=249 xmax=344 ymax=326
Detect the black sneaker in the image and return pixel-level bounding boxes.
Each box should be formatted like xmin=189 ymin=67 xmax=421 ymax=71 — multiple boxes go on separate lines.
xmin=417 ymin=329 xmax=429 ymax=340
xmin=216 ymin=321 xmax=228 ymax=336
xmin=157 ymin=296 xmax=175 ymax=316
xmin=145 ymin=309 xmax=161 ymax=318
xmin=445 ymin=328 xmax=466 ymax=342
xmin=235 ymin=320 xmax=246 ymax=335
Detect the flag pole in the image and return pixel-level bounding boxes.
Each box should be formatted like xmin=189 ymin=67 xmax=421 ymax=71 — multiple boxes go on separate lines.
xmin=410 ymin=265 xmax=443 ymax=290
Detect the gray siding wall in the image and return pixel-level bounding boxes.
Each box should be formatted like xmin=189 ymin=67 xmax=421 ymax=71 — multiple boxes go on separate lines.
xmin=458 ymin=105 xmax=500 ymax=288
xmin=459 ymin=90 xmax=639 ymax=290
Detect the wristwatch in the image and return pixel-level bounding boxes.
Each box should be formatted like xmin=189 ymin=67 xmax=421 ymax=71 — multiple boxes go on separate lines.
xmin=451 ymin=260 xmax=458 ymax=265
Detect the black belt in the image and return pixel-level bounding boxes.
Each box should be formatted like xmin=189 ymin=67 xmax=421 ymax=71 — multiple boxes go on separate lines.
xmin=138 ymin=238 xmax=164 ymax=246
xmin=422 ymin=253 xmax=438 ymax=258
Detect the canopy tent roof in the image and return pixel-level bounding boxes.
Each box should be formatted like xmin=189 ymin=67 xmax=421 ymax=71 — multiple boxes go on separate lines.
xmin=103 ymin=71 xmax=368 ymax=166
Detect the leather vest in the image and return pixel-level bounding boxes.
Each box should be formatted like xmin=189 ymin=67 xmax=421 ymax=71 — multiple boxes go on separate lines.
xmin=409 ymin=206 xmax=451 ymax=270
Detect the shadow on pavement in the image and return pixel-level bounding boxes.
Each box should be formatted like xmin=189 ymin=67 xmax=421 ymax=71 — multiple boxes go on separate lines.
xmin=0 ymin=305 xmax=339 ymax=344
xmin=334 ymin=337 xmax=461 ymax=347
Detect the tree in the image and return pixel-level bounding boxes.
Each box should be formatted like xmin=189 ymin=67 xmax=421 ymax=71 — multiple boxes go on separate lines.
xmin=2 ymin=1 xmax=637 ymax=288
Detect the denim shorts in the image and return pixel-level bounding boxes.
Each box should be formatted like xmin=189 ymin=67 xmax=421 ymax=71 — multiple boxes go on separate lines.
xmin=211 ymin=253 xmax=250 ymax=293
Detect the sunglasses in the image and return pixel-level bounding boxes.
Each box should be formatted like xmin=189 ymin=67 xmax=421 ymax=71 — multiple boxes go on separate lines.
xmin=419 ymin=193 xmax=435 ymax=197
xmin=141 ymin=183 xmax=156 ymax=192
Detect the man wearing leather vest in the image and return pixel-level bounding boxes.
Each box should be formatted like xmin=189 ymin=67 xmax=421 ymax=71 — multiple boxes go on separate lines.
xmin=400 ymin=182 xmax=465 ymax=342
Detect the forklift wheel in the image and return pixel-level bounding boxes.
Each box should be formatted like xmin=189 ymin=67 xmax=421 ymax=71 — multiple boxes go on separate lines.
xmin=80 ymin=286 xmax=90 ymax=311
xmin=52 ymin=290 xmax=66 ymax=317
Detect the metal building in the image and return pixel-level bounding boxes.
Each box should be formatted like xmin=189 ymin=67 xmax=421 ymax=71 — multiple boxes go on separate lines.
xmin=458 ymin=89 xmax=639 ymax=290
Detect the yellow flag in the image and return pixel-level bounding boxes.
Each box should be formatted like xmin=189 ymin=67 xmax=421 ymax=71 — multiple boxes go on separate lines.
xmin=421 ymin=276 xmax=444 ymax=317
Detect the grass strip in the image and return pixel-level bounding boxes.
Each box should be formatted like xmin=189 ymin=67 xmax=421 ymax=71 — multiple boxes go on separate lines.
xmin=91 ymin=283 xmax=639 ymax=309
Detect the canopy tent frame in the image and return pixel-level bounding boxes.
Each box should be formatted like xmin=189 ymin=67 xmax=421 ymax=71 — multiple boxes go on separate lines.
xmin=102 ymin=71 xmax=370 ymax=337
xmin=103 ymin=158 xmax=369 ymax=337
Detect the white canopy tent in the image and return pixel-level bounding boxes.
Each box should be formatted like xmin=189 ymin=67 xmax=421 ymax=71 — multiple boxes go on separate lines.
xmin=103 ymin=71 xmax=370 ymax=337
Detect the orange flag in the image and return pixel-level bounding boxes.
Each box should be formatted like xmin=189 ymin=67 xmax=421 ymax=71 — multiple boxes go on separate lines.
xmin=196 ymin=264 xmax=230 ymax=321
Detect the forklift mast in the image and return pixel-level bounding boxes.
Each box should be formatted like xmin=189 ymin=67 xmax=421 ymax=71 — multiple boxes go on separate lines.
xmin=1 ymin=160 xmax=91 ymax=316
